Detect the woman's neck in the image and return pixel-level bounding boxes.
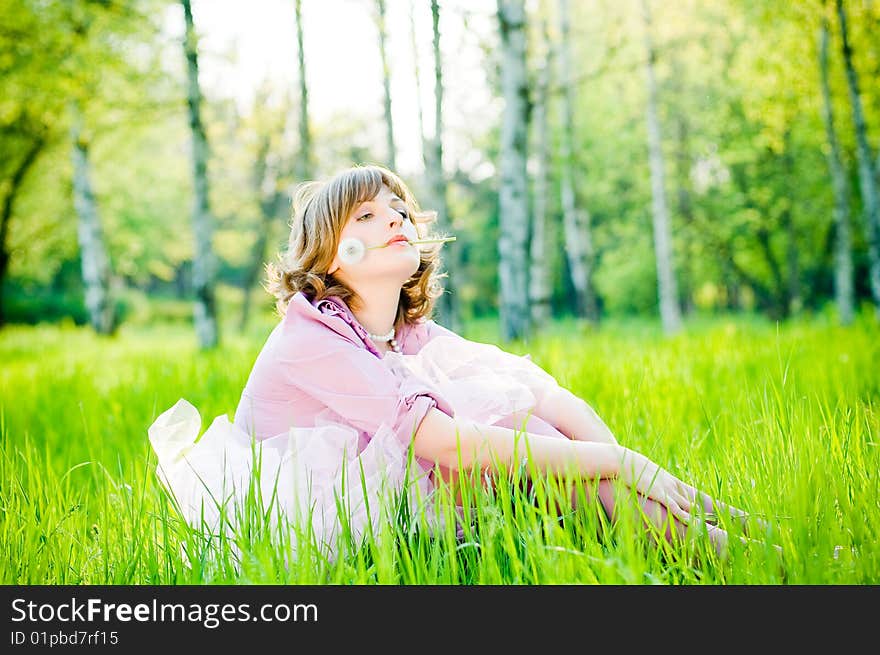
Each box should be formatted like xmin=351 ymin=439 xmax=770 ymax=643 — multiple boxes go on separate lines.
xmin=347 ymin=282 xmax=401 ymax=338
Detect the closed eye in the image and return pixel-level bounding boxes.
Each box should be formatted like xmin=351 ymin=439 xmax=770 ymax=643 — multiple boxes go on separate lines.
xmin=357 ymin=208 xmax=410 ymax=221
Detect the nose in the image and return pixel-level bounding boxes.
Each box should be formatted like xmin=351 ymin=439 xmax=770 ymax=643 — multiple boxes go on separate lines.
xmin=387 ymin=211 xmax=403 ymax=228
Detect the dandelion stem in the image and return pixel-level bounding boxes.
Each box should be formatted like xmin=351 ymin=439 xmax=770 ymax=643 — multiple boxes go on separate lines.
xmin=367 ymin=236 xmax=457 ymax=250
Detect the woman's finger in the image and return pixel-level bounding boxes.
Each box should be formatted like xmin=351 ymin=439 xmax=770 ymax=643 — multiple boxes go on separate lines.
xmin=668 ymin=501 xmax=691 ymax=525
xmin=676 ymin=480 xmax=700 ymax=504
xmin=668 ymin=493 xmax=691 ymax=520
xmin=694 ymin=488 xmax=722 ymax=510
xmin=675 ymin=490 xmax=693 ymax=513
xmin=652 ymin=490 xmax=690 ymax=525
xmin=660 ymin=478 xmax=692 ymax=512
xmin=684 ymin=482 xmax=702 ymax=502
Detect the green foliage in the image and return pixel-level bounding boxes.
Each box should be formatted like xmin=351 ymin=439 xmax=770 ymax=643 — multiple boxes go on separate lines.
xmin=593 ymin=225 xmax=659 ymax=315
xmin=1 ymin=0 xmax=879 ymax=327
xmin=1 ymin=0 xmax=182 ymax=287
xmin=2 ymin=286 xmax=88 ymax=326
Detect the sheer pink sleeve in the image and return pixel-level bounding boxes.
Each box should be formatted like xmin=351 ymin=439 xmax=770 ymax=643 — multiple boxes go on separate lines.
xmin=424 ymin=319 xmax=465 ymax=343
xmin=277 ymin=329 xmax=454 ymax=447
xmin=394 ymin=319 xmax=563 ymax=425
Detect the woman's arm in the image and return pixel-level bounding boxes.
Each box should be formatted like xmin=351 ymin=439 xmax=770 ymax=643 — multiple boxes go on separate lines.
xmin=534 ymin=386 xmax=619 ymax=445
xmin=413 ymin=407 xmax=695 ymax=522
xmin=414 ymin=406 xmax=623 ymax=477
xmin=422 ymin=321 xmax=615 ymax=445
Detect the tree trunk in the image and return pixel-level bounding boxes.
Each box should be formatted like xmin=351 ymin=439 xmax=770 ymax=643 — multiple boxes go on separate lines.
xmin=756 ymin=224 xmax=788 ymax=320
xmin=375 ymin=0 xmax=396 ymax=170
xmin=720 ymin=239 xmax=777 ymax=315
xmin=674 ymin=111 xmax=696 ymax=315
xmin=557 ymin=0 xmax=598 ymax=322
xmin=671 ymin=57 xmax=695 ymax=316
xmin=295 ymin=0 xmax=312 ymax=181
xmin=819 ymin=13 xmax=855 ymax=325
xmin=425 ymin=0 xmax=460 ymax=330
xmin=727 ymin=160 xmax=788 ymax=319
xmin=410 ymin=2 xmax=457 ymax=329
xmin=239 ymin=133 xmax=283 ymax=333
xmin=640 ymin=0 xmax=681 ymax=334
xmin=837 ymin=0 xmax=880 ymax=318
xmin=721 ymin=258 xmax=741 ymax=311
xmin=410 ymin=1 xmax=427 ymax=160
xmin=0 ymin=131 xmax=45 ymax=327
xmin=182 ymin=0 xmax=219 ymax=349
xmin=70 ymin=107 xmax=116 ymax=335
xmin=497 ymin=0 xmax=530 ymax=341
xmin=529 ymin=18 xmax=553 ymax=327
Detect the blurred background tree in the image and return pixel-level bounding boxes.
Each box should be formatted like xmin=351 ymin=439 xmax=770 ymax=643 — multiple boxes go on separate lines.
xmin=0 ymin=0 xmax=876 ymax=341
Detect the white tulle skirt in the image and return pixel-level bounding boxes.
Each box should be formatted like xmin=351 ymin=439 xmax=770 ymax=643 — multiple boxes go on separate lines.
xmin=147 ymin=336 xmax=561 ymax=560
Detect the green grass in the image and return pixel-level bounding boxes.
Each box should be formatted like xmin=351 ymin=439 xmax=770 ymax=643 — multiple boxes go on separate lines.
xmin=1 ymin=309 xmax=877 ymax=584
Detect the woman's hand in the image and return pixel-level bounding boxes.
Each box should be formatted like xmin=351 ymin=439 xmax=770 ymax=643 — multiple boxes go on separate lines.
xmin=618 ymin=449 xmax=699 ymax=524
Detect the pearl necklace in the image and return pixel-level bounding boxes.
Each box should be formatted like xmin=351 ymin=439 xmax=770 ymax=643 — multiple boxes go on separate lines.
xmin=366 ymin=326 xmax=395 ymax=342
xmin=366 ymin=326 xmax=400 ymax=353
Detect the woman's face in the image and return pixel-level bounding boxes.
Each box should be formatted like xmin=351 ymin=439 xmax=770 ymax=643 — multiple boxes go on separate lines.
xmin=327 ymin=184 xmax=421 ymax=285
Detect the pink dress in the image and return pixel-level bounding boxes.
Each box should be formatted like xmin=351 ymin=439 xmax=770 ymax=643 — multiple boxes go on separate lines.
xmin=147 ymin=292 xmax=565 ymax=558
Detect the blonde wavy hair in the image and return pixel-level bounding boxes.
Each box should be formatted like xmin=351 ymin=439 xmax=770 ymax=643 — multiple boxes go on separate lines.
xmin=264 ymin=164 xmax=448 ymax=326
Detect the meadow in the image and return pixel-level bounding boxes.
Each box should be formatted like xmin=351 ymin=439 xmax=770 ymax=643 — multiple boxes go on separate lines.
xmin=1 ymin=309 xmax=877 ymax=584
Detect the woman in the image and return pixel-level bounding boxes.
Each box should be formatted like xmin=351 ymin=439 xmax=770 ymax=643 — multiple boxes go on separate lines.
xmin=148 ymin=164 xmax=766 ymax=561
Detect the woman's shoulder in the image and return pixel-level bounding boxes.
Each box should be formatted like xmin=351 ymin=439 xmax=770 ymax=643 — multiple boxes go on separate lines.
xmin=280 ymin=292 xmax=362 ymax=346
xmin=399 ymin=316 xmax=464 ymax=353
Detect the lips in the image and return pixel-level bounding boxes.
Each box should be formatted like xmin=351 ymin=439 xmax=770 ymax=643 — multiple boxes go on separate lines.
xmin=386 ymin=235 xmax=410 ymax=245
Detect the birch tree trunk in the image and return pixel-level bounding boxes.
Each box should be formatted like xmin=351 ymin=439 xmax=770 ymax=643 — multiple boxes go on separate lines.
xmin=497 ymin=0 xmax=530 ymax=341
xmin=674 ymin=111 xmax=695 ymax=315
xmin=672 ymin=57 xmax=695 ymax=316
xmin=70 ymin=105 xmax=116 ymax=335
xmin=295 ymin=0 xmax=312 ymax=181
xmin=427 ymin=0 xmax=459 ymax=330
xmin=529 ymin=18 xmax=552 ymax=327
xmin=819 ymin=13 xmax=854 ymax=325
xmin=409 ymin=3 xmax=454 ymax=329
xmin=640 ymin=0 xmax=681 ymax=334
xmin=837 ymin=0 xmax=880 ymax=318
xmin=410 ymin=1 xmax=427 ymax=160
xmin=182 ymin=0 xmax=219 ymax=348
xmin=239 ymin=127 xmax=284 ymax=333
xmin=375 ymin=0 xmax=396 ymax=170
xmin=557 ymin=0 xmax=598 ymax=322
